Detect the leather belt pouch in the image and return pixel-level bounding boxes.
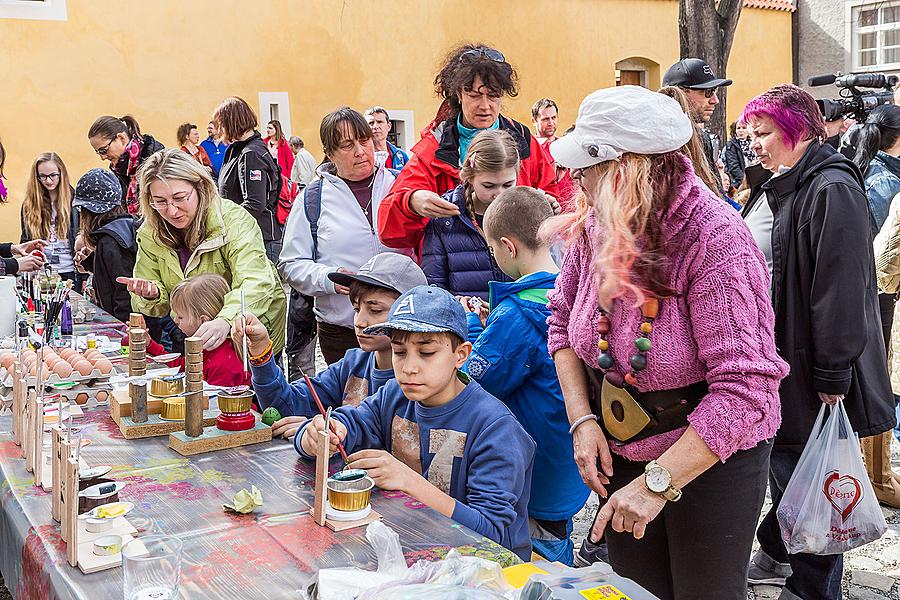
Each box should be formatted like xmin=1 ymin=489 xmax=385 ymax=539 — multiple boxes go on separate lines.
xmin=585 ymin=366 xmax=708 ymax=443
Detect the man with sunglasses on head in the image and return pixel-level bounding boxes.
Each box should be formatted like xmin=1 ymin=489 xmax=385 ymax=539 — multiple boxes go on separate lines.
xmin=663 ymin=58 xmax=732 ymax=196
xmin=365 ymin=107 xmax=409 ymax=170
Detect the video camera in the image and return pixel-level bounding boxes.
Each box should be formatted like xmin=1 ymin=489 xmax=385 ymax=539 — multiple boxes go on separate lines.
xmin=808 ymin=72 xmax=898 ymax=122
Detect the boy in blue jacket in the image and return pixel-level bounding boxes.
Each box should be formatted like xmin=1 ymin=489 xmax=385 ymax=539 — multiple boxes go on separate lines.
xmin=233 ymin=252 xmax=426 ymax=439
xmin=296 ymin=285 xmax=536 ymax=561
xmin=460 ymin=186 xmax=589 ymax=565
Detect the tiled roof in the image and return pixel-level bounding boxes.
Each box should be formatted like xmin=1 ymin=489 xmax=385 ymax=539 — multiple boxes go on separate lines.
xmin=743 ymin=0 xmax=796 ymax=11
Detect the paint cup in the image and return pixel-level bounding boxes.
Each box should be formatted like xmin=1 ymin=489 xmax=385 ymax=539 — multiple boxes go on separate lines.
xmin=123 ymin=535 xmax=182 ymax=600
xmin=326 ymin=474 xmax=374 ymax=512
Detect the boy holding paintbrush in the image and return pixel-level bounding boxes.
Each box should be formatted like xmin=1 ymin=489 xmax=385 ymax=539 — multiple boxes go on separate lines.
xmin=233 ymin=253 xmax=426 ymax=439
xmin=295 ymin=285 xmax=536 ymax=561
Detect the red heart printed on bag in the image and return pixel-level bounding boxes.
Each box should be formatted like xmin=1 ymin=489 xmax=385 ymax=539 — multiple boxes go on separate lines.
xmin=822 ymin=471 xmax=863 ymax=522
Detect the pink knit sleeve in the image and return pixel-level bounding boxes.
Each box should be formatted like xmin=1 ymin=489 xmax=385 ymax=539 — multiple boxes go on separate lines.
xmin=547 ymin=236 xmax=585 ymax=357
xmin=685 ymin=220 xmax=789 ymax=461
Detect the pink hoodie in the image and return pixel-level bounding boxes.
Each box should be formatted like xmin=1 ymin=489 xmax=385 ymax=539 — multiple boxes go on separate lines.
xmin=547 ymin=161 xmax=789 ymax=462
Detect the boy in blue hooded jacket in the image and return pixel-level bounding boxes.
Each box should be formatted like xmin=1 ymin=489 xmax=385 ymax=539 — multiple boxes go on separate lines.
xmin=460 ymin=186 xmax=589 ymax=565
xmin=233 ymin=252 xmax=426 ymax=439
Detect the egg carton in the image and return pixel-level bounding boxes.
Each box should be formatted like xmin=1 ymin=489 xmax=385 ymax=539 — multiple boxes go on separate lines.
xmin=1 ymin=366 xmax=113 ymax=389
xmin=49 ymin=382 xmax=113 ymax=404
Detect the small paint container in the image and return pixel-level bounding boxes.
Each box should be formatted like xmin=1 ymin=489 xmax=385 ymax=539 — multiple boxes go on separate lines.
xmin=326 ymin=473 xmax=374 ymax=512
xmin=85 ymin=517 xmax=113 ymax=533
xmin=159 ymin=397 xmax=185 ymax=421
xmin=217 ymin=387 xmax=255 ymax=414
xmin=150 ymin=373 xmax=185 ymax=398
xmin=92 ymin=534 xmax=122 ymax=556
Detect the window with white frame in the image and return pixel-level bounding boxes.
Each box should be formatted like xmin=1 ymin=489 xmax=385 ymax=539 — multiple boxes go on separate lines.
xmin=851 ymin=1 xmax=900 ymax=70
xmin=0 ymin=0 xmax=67 ymax=21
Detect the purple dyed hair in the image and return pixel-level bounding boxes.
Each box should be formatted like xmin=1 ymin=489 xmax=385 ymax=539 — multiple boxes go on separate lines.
xmin=739 ymin=84 xmax=826 ymax=149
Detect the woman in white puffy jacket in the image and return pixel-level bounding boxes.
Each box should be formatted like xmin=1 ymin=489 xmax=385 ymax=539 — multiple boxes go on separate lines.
xmin=278 ymin=107 xmax=414 ymax=364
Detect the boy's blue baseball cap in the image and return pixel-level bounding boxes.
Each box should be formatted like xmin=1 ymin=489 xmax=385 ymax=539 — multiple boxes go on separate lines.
xmin=364 ymin=285 xmax=468 ymax=341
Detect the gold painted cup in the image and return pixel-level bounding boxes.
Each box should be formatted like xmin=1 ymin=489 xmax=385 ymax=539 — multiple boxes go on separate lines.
xmin=160 ymin=397 xmax=185 ymax=421
xmin=149 ymin=374 xmax=185 ymax=398
xmin=327 ymin=474 xmax=374 ymax=512
xmin=217 ymin=387 xmax=255 ymax=414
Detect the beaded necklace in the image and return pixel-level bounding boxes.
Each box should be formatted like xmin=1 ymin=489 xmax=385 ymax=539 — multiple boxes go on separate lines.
xmin=596 ymin=297 xmax=659 ymax=388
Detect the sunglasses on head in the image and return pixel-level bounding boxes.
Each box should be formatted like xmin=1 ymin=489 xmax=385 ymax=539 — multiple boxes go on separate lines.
xmin=460 ymin=47 xmax=506 ymax=63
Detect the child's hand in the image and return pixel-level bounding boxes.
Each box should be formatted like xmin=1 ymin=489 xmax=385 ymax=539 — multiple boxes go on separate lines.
xmin=272 ymin=415 xmax=307 ymax=440
xmin=544 ymin=192 xmax=561 ymax=215
xmin=300 ymin=414 xmax=347 ymax=456
xmin=231 ymin=311 xmax=271 ymax=357
xmin=458 ymin=296 xmax=489 ymax=327
xmin=347 ymin=449 xmax=417 ymax=493
xmin=12 ymin=239 xmax=47 ymax=256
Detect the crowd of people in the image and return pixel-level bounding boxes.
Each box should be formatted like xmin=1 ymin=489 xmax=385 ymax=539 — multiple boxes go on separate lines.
xmin=2 ymin=42 xmax=900 ymax=600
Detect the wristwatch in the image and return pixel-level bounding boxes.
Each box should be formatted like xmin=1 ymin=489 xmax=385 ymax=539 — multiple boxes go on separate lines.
xmin=644 ymin=461 xmax=682 ymax=502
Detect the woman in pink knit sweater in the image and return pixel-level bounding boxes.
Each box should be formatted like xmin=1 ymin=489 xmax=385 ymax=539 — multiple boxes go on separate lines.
xmin=546 ymin=86 xmax=788 ymax=599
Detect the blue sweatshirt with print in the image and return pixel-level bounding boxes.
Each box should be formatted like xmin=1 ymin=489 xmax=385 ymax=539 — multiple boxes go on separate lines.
xmin=251 ymin=348 xmax=394 ymax=417
xmin=295 ymin=377 xmax=536 ymax=561
xmin=464 ymin=272 xmax=589 ymax=521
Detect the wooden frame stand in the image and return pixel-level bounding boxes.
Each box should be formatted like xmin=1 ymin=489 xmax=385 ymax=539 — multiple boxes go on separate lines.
xmin=168 ymin=337 xmax=271 ymax=455
xmin=58 ymin=434 xmax=147 ymax=573
xmin=312 ymin=430 xmax=381 ymax=532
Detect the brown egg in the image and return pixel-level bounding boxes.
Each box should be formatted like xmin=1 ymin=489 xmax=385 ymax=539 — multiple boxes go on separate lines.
xmin=74 ymin=392 xmax=89 ymax=405
xmin=44 ymin=355 xmax=60 ymax=369
xmin=22 ymin=354 xmax=37 ymax=368
xmin=94 ymin=358 xmax=113 ymax=374
xmin=52 ymin=361 xmax=73 ymax=378
xmin=42 ymin=350 xmax=57 ymax=361
xmin=73 ymin=360 xmax=93 ymax=376
xmin=28 ymin=362 xmax=50 ymax=381
xmin=66 ymin=353 xmax=84 ymax=366
xmin=84 ymin=349 xmax=101 ymax=360
xmin=95 ymin=391 xmax=108 ymax=402
xmin=58 ymin=348 xmax=75 ymax=360
xmin=0 ymin=354 xmax=15 ymax=370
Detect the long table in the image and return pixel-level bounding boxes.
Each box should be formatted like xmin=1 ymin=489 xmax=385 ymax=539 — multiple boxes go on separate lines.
xmin=0 ymin=307 xmax=518 ymax=598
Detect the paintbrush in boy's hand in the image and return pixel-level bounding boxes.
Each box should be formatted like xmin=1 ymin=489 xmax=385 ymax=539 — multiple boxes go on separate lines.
xmin=303 ymin=373 xmax=349 ymax=465
xmin=240 ymin=290 xmax=248 ymax=374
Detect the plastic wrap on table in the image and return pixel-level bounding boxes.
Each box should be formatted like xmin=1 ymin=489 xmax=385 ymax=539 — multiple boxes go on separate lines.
xmin=358 ymin=549 xmax=517 ymax=599
xmin=519 ymin=562 xmax=659 ymax=600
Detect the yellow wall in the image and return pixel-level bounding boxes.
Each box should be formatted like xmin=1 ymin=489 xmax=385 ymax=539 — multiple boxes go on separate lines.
xmin=0 ymin=0 xmax=792 ymax=241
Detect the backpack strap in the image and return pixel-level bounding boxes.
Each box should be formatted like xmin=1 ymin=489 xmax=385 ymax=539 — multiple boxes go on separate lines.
xmin=303 ymin=178 xmax=324 ymax=261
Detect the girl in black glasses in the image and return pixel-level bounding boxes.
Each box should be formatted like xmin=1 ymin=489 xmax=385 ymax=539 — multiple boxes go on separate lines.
xmin=20 ymin=152 xmax=84 ymax=290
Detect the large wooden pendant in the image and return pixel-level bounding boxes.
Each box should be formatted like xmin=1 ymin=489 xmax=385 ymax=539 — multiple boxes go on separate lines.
xmin=600 ymin=377 xmax=651 ymax=442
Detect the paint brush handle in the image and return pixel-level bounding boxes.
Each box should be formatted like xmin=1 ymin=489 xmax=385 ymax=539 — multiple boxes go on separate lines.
xmin=240 ymin=290 xmax=248 ymax=373
xmin=303 ymin=374 xmax=349 ymax=463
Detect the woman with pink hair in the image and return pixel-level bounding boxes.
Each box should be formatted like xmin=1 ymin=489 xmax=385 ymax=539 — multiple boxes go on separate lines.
xmin=742 ymin=84 xmax=895 ymax=600
xmin=546 ymin=85 xmax=788 ymax=599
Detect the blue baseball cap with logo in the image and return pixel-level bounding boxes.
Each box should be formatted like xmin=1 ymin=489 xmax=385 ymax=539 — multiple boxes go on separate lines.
xmin=364 ymin=285 xmax=468 ymax=341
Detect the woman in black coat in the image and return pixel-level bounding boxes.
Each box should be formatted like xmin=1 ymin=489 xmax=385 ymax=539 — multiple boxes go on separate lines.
xmin=741 ymin=85 xmax=895 ymax=600
xmin=212 ymin=97 xmax=282 ymax=263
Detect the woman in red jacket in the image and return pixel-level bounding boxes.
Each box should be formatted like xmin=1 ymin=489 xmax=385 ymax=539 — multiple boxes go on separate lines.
xmin=265 ymin=119 xmax=294 ymax=178
xmin=378 ymin=44 xmax=558 ymax=251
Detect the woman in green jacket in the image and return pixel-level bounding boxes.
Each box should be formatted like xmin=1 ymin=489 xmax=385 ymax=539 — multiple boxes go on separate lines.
xmin=117 ymin=149 xmax=285 ymax=354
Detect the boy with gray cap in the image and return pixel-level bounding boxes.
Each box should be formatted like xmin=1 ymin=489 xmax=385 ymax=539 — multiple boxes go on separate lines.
xmin=235 ymin=252 xmax=426 ymax=439
xmin=295 ymin=285 xmax=536 ymax=561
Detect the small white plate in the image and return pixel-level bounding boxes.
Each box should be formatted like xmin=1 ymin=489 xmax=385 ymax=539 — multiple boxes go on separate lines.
xmin=81 ymin=501 xmax=134 ymax=520
xmin=79 ymin=481 xmax=126 ymax=499
xmin=150 ymin=353 xmax=181 ymax=363
xmin=80 ymin=465 xmax=112 ymax=480
xmin=325 ymin=501 xmax=371 ymax=522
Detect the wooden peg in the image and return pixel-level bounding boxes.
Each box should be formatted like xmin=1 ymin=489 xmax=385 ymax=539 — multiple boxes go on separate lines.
xmin=24 ymin=390 xmax=36 ymax=473
xmin=183 ymin=390 xmax=203 ymax=438
xmin=313 ymin=429 xmax=329 ymax=526
xmin=184 ymin=336 xmax=203 ymax=356
xmin=129 ymin=313 xmax=143 ymax=328
xmin=59 ymin=434 xmax=72 ymax=542
xmin=65 ymin=455 xmax=79 ymax=567
xmin=51 ymin=427 xmax=62 ymax=522
xmin=33 ymin=397 xmax=44 ymax=484
xmin=130 ymin=382 xmax=148 ymax=423
xmin=12 ymin=362 xmax=23 ymax=445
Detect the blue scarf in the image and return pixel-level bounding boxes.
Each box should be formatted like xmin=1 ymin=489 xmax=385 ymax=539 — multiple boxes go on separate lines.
xmin=457 ymin=116 xmax=499 ymax=167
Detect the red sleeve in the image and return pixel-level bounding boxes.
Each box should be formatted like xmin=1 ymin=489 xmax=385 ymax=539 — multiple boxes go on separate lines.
xmin=202 ymin=343 xmax=251 ymax=387
xmin=280 ymin=142 xmax=295 ymax=178
xmin=522 ymin=136 xmax=560 ymax=198
xmin=378 ymin=149 xmax=438 ymax=250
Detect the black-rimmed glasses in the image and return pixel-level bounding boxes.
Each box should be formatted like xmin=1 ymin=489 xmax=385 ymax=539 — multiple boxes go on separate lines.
xmin=96 ymin=139 xmax=115 ymax=156
xmin=37 ymin=173 xmax=60 ymax=182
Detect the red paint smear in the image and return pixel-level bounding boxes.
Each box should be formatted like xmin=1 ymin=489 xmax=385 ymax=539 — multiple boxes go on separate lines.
xmin=118 ymin=476 xmax=218 ymax=502
xmin=0 ymin=440 xmax=23 ymax=459
xmin=265 ymin=515 xmax=339 ymax=572
xmin=18 ymin=525 xmax=65 ymax=600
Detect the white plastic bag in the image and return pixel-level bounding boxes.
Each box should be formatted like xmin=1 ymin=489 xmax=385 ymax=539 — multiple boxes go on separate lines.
xmin=776 ymin=400 xmax=887 ymax=555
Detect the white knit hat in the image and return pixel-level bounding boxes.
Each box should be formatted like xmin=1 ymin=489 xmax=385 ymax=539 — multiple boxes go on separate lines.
xmin=550 ymin=86 xmax=694 ymax=169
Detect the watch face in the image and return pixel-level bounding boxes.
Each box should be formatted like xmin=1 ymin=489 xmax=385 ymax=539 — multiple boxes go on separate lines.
xmin=646 ymin=466 xmax=670 ymax=493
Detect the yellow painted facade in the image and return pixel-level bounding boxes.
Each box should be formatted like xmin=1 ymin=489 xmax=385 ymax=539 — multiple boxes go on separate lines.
xmin=0 ymin=0 xmax=792 ymax=241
